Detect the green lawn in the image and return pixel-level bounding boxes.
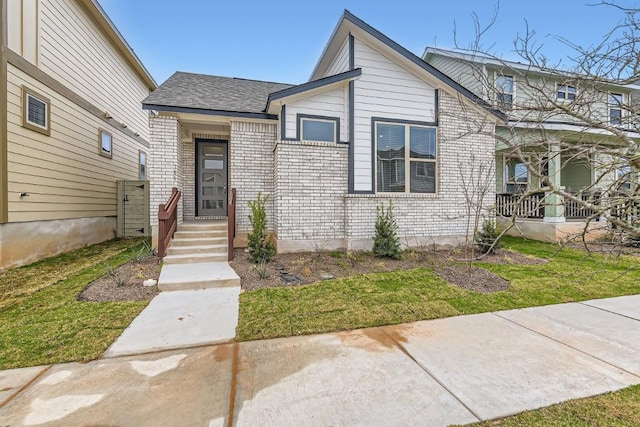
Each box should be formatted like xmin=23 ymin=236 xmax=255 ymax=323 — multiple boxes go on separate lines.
xmin=237 ymin=237 xmax=640 ymax=341
xmin=0 ymin=238 xmax=150 ymax=370
xmin=466 ymin=384 xmax=640 ymax=426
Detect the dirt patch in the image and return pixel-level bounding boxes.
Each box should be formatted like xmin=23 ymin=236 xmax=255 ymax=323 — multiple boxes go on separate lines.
xmin=231 ymin=247 xmax=543 ymax=293
xmin=78 ymin=255 xmax=161 ymax=302
xmin=434 ymin=265 xmax=510 ymax=293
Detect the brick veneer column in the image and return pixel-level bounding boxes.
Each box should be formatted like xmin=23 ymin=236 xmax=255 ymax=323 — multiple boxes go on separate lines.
xmin=149 ymin=115 xmax=183 ymax=246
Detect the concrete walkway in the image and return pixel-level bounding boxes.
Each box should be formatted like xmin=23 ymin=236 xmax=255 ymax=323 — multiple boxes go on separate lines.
xmin=104 ymin=287 xmax=240 ymax=357
xmin=1 ymin=295 xmax=639 ymax=426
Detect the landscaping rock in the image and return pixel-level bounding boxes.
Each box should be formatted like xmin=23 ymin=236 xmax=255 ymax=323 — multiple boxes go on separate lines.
xmin=143 ymin=279 xmax=158 ymax=287
xmin=320 ymin=273 xmax=335 ymax=280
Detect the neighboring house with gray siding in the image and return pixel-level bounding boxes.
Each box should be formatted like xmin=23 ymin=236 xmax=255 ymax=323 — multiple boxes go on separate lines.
xmin=144 ymin=11 xmax=504 ymax=252
xmin=0 ymin=0 xmax=156 ymax=269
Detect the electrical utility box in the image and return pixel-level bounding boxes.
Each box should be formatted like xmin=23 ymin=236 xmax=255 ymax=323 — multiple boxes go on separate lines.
xmin=116 ymin=180 xmax=150 ymax=238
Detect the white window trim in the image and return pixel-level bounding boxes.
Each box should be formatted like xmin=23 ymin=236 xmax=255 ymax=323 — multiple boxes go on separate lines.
xmin=503 ymin=154 xmax=530 ymax=193
xmin=139 ymin=150 xmax=147 ymax=180
xmin=300 ymin=117 xmax=337 ymax=143
xmin=374 ymin=121 xmax=438 ymax=195
xmin=556 ymin=84 xmax=577 ymax=102
xmin=99 ymin=129 xmax=113 ymax=159
xmin=495 ymin=73 xmax=515 ymax=110
xmin=609 ymin=92 xmax=623 ymax=126
xmin=22 ymin=86 xmax=51 ymax=136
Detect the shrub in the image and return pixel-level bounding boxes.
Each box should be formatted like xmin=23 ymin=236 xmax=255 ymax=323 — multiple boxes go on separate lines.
xmin=475 ymin=217 xmax=502 ymax=254
xmin=373 ymin=200 xmax=402 ymax=259
xmin=247 ymin=193 xmax=276 ymax=263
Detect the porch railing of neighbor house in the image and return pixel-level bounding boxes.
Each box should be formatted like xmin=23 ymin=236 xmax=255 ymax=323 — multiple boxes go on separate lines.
xmin=496 ymin=191 xmax=604 ymax=220
xmin=564 ymin=192 xmax=602 ymax=219
xmin=496 ymin=192 xmax=545 ymax=218
xmin=228 ymin=188 xmax=236 ymax=261
xmin=157 ymin=187 xmax=181 ymax=258
xmin=610 ymin=192 xmax=640 ymax=224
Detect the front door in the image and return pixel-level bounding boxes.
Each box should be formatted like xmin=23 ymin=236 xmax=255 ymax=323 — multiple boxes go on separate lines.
xmin=197 ymin=140 xmax=228 ymax=217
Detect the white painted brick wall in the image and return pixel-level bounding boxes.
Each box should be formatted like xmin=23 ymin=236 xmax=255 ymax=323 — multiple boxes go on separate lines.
xmin=274 ymin=141 xmax=348 ymax=240
xmin=229 ymin=121 xmax=277 ymax=235
xmin=345 ymin=91 xmax=496 ymax=246
xmin=149 ymin=115 xmax=183 ymax=228
xmin=150 ymin=91 xmax=494 ymax=250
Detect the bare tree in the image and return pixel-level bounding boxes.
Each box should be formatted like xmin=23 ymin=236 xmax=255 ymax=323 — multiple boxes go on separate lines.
xmin=440 ymin=2 xmax=640 ymax=246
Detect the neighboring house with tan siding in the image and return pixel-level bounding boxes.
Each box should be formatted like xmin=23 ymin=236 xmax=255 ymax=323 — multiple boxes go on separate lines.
xmin=0 ymin=0 xmax=156 ymax=269
xmin=144 ymin=11 xmax=504 ymax=254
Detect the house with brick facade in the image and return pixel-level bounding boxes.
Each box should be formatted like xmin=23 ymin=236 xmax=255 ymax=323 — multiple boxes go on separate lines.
xmin=144 ymin=11 xmax=505 ymax=256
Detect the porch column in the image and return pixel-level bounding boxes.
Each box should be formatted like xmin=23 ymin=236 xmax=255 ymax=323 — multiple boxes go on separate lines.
xmin=544 ymin=141 xmax=566 ymax=223
xmin=149 ymin=115 xmax=184 ymax=247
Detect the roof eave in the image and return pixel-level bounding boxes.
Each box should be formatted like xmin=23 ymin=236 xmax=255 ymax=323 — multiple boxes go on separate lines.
xmin=266 ymin=68 xmax=362 ymax=114
xmin=341 ymin=11 xmax=505 ymax=122
xmin=142 ymin=103 xmax=278 ymax=120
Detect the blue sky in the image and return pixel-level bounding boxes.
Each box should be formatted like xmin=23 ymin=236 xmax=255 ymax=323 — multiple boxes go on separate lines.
xmin=99 ymin=0 xmax=630 ymax=86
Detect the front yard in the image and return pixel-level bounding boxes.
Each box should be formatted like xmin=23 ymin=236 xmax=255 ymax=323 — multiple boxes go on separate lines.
xmin=0 ymin=238 xmax=157 ymax=370
xmin=1 ymin=236 xmax=638 ymax=424
xmin=236 ymin=237 xmax=640 ymax=341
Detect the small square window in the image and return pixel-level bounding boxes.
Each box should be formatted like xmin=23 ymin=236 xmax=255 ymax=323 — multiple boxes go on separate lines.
xmin=99 ymin=129 xmax=113 ymax=158
xmin=139 ymin=150 xmax=147 ymax=180
xmin=557 ymin=84 xmax=576 ymax=101
xmin=22 ymin=86 xmax=51 ymax=136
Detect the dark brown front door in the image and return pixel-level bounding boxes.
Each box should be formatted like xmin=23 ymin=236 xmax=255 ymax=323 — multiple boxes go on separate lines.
xmin=197 ymin=140 xmax=227 ymax=216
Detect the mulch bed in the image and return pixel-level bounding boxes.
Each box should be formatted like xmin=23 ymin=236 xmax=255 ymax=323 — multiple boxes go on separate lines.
xmin=77 ymin=255 xmax=161 ymax=302
xmin=231 ymin=247 xmax=545 ymax=293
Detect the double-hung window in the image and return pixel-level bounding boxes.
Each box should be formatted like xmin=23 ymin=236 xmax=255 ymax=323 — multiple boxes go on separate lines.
xmin=609 ymin=93 xmax=623 ymax=125
xmin=495 ymin=75 xmax=514 ymax=110
xmin=617 ymin=158 xmax=633 ymax=191
xmin=375 ymin=122 xmax=436 ymax=194
xmin=557 ymin=84 xmax=576 ymax=101
xmin=22 ymin=86 xmax=51 ymax=136
xmin=504 ymin=156 xmax=529 ymax=193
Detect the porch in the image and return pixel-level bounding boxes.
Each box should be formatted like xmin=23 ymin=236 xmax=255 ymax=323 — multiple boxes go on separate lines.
xmin=495 ymin=191 xmax=639 ymax=241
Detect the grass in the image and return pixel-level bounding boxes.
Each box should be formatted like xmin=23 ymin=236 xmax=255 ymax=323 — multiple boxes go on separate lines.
xmin=0 ymin=238 xmax=150 ymax=370
xmin=237 ymin=237 xmax=640 ymax=341
xmin=466 ymin=384 xmax=640 ymax=426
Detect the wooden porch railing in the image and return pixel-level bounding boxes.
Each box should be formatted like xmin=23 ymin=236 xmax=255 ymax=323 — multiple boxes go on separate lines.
xmin=158 ymin=187 xmax=181 ymax=258
xmin=564 ymin=192 xmax=601 ymax=219
xmin=610 ymin=193 xmax=640 ymax=224
xmin=496 ymin=192 xmax=545 ymax=218
xmin=228 ymin=188 xmax=236 ymax=261
xmin=497 ymin=191 xmax=605 ymax=220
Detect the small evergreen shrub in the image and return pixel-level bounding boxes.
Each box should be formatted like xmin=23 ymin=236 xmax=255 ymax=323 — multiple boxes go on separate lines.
xmin=247 ymin=193 xmax=276 ymax=263
xmin=475 ymin=217 xmax=502 ymax=254
xmin=373 ymin=200 xmax=402 ymax=259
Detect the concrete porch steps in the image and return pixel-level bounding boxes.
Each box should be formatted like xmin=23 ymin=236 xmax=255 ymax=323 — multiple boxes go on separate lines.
xmin=169 ymin=237 xmax=226 ymax=247
xmin=163 ymin=253 xmax=228 ymax=264
xmin=159 ymin=220 xmax=238 ymax=289
xmin=157 ymin=262 xmax=240 ymax=292
xmin=166 ymin=243 xmax=227 ymax=256
xmin=163 ymin=220 xmax=228 ymax=266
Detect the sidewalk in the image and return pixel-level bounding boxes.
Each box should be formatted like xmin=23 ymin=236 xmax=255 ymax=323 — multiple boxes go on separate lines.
xmin=1 ymin=295 xmax=638 ymax=426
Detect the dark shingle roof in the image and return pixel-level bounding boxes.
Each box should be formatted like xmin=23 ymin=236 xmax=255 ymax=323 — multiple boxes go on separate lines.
xmin=142 ymin=71 xmax=293 ymax=114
